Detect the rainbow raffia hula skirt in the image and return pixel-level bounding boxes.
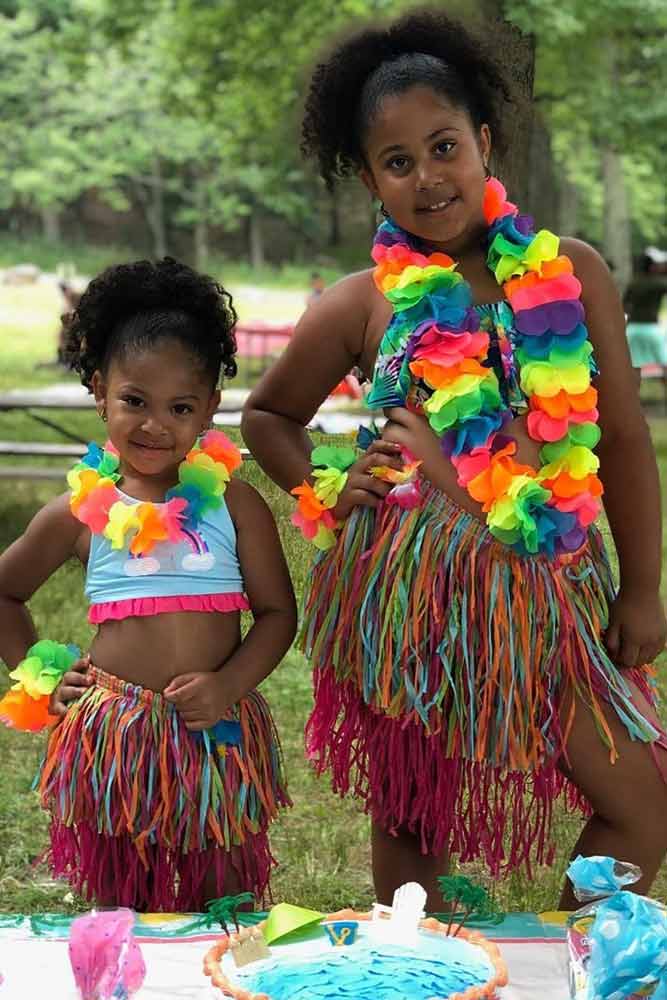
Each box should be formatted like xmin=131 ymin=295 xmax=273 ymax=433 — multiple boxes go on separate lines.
xmin=301 ymin=179 xmax=665 ymax=875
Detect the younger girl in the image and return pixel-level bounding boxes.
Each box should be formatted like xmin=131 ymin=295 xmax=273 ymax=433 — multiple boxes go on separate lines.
xmin=242 ymin=10 xmax=667 ymax=910
xmin=0 ymin=257 xmax=296 ymax=911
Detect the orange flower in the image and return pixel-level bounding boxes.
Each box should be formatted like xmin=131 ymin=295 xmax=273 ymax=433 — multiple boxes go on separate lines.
xmin=199 ymin=431 xmax=243 ymax=473
xmin=531 ymin=386 xmax=598 ymax=419
xmin=129 ymin=503 xmax=171 ymax=556
xmin=467 ymin=445 xmax=534 ymax=508
xmin=541 ymin=470 xmax=603 ymax=500
xmin=291 ymin=481 xmax=327 ymax=520
xmin=409 ymin=357 xmax=487 ymax=389
xmin=0 ymin=689 xmax=56 ymax=732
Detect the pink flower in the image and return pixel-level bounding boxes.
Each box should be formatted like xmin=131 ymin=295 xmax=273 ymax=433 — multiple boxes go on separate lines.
xmin=76 ymin=483 xmax=118 ymax=534
xmin=527 ymin=410 xmax=568 ymax=443
xmin=552 ymin=491 xmax=600 ymax=526
xmin=451 ymin=447 xmax=491 ymax=486
xmin=413 ymin=326 xmax=489 ymax=366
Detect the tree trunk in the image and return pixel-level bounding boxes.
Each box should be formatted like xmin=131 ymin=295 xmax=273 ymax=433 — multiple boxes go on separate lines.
xmin=478 ymin=0 xmax=535 ymax=203
xmin=525 ymin=115 xmax=559 ymax=228
xmin=194 ymin=217 xmax=209 ymax=271
xmin=601 ymin=144 xmax=632 ymax=294
xmin=148 ymin=156 xmax=167 ymax=258
xmin=248 ymin=207 xmax=265 ymax=270
xmin=597 ymin=39 xmax=631 ymax=294
xmin=40 ymin=206 xmax=61 ymax=242
xmin=558 ymin=178 xmax=579 ymax=237
xmin=193 ymin=179 xmax=209 ymax=270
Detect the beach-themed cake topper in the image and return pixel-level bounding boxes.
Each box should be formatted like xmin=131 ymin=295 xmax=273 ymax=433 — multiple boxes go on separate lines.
xmin=370 ymin=881 xmax=427 ymax=947
xmin=203 ymin=886 xmax=508 ymax=1000
xmin=437 ymin=875 xmax=503 ymax=936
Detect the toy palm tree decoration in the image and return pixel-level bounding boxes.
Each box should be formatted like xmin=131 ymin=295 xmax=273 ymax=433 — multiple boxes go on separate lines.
xmin=437 ymin=876 xmax=501 ymax=937
xmin=205 ymin=893 xmax=256 ymax=935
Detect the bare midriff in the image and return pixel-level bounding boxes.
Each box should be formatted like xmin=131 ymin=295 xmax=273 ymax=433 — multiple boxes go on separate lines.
xmin=89 ymin=610 xmax=242 ymax=691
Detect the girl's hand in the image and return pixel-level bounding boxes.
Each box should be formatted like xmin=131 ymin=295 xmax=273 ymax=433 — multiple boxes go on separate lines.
xmin=605 ymin=589 xmax=667 ymax=668
xmin=332 ymin=440 xmax=404 ymax=520
xmin=382 ymin=407 xmax=444 ymax=462
xmin=48 ymin=654 xmax=92 ymax=717
xmin=163 ymin=670 xmax=238 ymax=731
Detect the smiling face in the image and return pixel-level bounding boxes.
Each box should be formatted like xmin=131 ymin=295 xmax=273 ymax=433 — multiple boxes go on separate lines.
xmin=92 ymin=337 xmax=220 ymax=490
xmin=361 ymin=85 xmax=491 ymax=255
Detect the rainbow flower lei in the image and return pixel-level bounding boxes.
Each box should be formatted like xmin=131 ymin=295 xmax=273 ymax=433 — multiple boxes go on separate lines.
xmin=367 ymin=177 xmax=603 ymax=557
xmin=68 ymin=430 xmax=242 ymax=554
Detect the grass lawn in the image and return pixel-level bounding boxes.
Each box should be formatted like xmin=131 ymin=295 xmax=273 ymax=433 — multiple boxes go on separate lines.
xmin=1 ymin=281 xmax=666 ymax=918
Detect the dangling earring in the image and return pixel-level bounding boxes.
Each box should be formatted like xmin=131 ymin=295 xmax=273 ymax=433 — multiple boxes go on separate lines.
xmin=483 ymin=163 xmax=491 ymax=180
xmin=380 ymin=202 xmax=389 ymax=219
xmin=97 ymin=405 xmax=107 ymax=422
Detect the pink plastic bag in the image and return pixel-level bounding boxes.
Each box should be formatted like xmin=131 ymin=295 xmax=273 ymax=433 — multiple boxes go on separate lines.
xmin=69 ymin=909 xmax=146 ymax=999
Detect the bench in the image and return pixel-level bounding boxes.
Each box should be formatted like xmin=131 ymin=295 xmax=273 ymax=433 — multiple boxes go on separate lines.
xmin=0 ymin=440 xmax=251 ymax=479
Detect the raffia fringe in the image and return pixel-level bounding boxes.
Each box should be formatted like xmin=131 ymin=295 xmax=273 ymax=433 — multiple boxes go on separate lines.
xmin=301 ymin=487 xmax=661 ymax=874
xmin=38 ymin=667 xmax=290 ymax=910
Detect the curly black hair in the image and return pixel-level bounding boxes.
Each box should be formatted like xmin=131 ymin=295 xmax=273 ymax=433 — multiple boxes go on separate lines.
xmin=63 ymin=257 xmax=238 ymax=391
xmin=301 ymin=8 xmax=512 ymax=189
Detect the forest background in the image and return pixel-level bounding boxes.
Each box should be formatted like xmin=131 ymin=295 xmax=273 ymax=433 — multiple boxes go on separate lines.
xmin=0 ymin=0 xmax=666 ymax=289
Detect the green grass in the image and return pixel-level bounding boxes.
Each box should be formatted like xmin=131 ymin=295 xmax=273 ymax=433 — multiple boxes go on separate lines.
xmin=1 ymin=292 xmax=666 ymax=917
xmin=0 ymin=234 xmax=343 ymax=292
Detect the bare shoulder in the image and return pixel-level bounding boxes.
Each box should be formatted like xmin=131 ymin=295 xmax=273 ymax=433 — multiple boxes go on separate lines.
xmin=301 ymin=267 xmax=376 ymax=354
xmin=560 ymin=237 xmax=613 ymax=294
xmin=29 ymin=491 xmax=85 ymax=536
xmin=0 ymin=491 xmax=87 ymax=599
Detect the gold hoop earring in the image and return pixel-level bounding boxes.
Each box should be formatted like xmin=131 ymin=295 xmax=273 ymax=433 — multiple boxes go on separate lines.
xmin=98 ymin=406 xmax=107 ymax=422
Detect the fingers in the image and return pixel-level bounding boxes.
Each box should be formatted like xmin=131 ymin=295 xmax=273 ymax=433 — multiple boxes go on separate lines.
xmin=182 ymin=719 xmax=209 ymax=732
xmin=616 ymin=636 xmax=641 ymax=670
xmin=637 ymin=642 xmax=662 ymax=667
xmin=163 ymin=673 xmax=200 ymax=700
xmin=48 ymin=695 xmax=68 ymax=717
xmin=367 ymin=441 xmax=402 ymax=460
xmin=61 ymin=668 xmax=93 ymax=690
xmin=604 ymin=621 xmax=620 ymax=660
xmin=70 ymin=654 xmax=92 ymax=674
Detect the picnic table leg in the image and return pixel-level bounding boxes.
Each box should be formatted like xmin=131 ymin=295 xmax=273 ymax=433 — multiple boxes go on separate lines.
xmin=27 ymin=411 xmax=89 ymax=445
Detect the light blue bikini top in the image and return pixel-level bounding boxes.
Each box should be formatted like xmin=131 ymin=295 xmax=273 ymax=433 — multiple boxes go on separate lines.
xmin=85 ymin=490 xmax=245 ymax=605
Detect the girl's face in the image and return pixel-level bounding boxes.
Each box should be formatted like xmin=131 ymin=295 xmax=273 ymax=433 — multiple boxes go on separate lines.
xmin=92 ymin=337 xmax=220 ymax=484
xmin=360 ymin=85 xmax=491 ymax=255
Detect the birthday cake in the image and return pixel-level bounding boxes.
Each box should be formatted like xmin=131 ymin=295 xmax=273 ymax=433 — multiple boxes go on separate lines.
xmin=203 ymin=908 xmax=507 ymax=1000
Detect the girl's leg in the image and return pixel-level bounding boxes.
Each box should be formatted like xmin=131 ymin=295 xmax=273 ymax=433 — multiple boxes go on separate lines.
xmin=200 ymin=847 xmax=257 ymax=910
xmin=558 ymin=683 xmax=667 ymax=909
xmin=371 ymin=821 xmax=448 ymax=912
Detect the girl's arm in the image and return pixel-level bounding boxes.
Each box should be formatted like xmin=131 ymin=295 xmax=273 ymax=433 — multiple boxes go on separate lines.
xmin=564 ymin=238 xmax=666 ymax=667
xmin=241 ymin=271 xmax=402 ymax=514
xmin=0 ymin=493 xmax=86 ymax=667
xmin=242 ymin=272 xmax=369 ymax=490
xmin=163 ymin=480 xmax=297 ymax=729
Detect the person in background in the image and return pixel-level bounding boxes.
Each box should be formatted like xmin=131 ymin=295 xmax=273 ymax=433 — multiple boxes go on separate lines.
xmin=307 ymin=271 xmax=326 ymax=307
xmin=624 ymin=247 xmax=667 ymax=408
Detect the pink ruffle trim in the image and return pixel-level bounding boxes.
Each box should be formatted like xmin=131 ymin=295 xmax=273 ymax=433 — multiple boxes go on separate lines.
xmin=89 ymin=593 xmax=250 ymax=623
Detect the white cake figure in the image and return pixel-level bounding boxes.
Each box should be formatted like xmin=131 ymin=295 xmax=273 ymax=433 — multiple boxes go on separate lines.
xmin=369 ymin=881 xmax=427 ymax=947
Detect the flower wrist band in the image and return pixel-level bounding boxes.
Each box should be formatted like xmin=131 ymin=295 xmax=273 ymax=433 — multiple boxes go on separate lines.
xmin=291 ymin=444 xmax=357 ymax=549
xmin=0 ymin=639 xmax=81 ymax=732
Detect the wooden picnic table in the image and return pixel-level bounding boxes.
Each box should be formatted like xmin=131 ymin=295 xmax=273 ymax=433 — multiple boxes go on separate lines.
xmin=0 ymin=382 xmax=375 ymax=479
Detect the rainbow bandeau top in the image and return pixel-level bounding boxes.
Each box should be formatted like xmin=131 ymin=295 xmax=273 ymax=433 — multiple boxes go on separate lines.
xmin=367 ymin=177 xmax=603 ymax=558
xmin=68 ymin=430 xmax=242 ymax=556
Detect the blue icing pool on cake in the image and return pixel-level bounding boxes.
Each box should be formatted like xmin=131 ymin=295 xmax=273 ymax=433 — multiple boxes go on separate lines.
xmin=232 ymin=930 xmax=493 ymax=999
